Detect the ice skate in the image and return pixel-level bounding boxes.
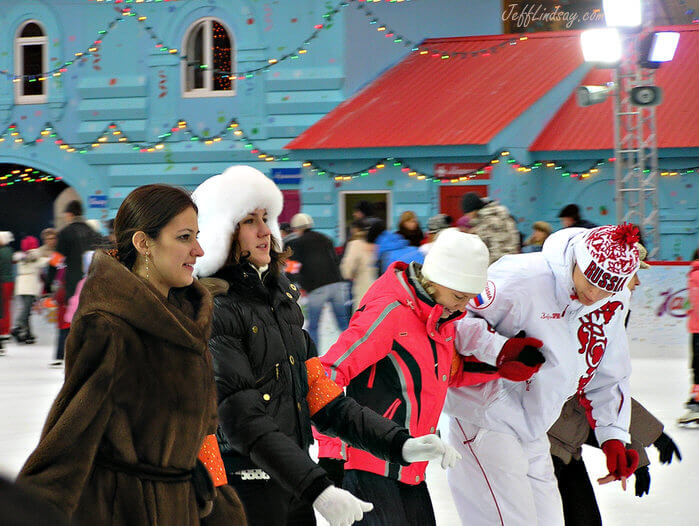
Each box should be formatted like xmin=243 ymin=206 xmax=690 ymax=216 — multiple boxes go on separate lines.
xmin=11 ymin=326 xmax=27 ymax=343
xmin=678 ymin=402 xmax=699 ymax=428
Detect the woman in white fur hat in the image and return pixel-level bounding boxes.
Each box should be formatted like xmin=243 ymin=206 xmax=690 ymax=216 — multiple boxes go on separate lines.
xmin=192 ymin=166 xmax=462 ymax=526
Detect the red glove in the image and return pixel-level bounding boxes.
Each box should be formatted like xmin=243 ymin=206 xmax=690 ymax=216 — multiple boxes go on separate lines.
xmin=602 ymin=440 xmax=639 ymax=480
xmin=496 ymin=333 xmax=545 ymax=382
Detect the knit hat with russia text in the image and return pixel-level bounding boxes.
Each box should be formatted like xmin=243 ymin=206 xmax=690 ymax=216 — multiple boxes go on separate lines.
xmin=421 ymin=228 xmax=489 ymax=294
xmin=574 ymin=223 xmax=640 ymax=293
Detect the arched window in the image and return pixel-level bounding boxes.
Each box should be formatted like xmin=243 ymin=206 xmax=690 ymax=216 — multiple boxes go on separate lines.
xmin=15 ymin=20 xmax=48 ymax=104
xmin=182 ymin=18 xmax=234 ymax=97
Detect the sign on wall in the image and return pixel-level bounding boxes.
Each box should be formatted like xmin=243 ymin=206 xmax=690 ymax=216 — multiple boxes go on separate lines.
xmin=627 ymin=263 xmax=691 ymax=359
xmin=433 ymin=163 xmax=491 ymax=180
xmin=88 ymin=195 xmax=108 ymax=209
xmin=271 ymin=167 xmax=302 ymax=185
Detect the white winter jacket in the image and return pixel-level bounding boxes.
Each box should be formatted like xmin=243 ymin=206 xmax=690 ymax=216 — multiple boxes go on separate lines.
xmin=13 ymin=249 xmax=48 ymax=297
xmin=444 ymin=228 xmax=632 ymax=445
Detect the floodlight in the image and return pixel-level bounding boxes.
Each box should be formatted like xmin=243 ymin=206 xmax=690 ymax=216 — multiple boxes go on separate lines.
xmin=603 ymin=0 xmax=642 ymax=29
xmin=580 ymin=28 xmax=622 ymax=65
xmin=639 ymin=31 xmax=680 ymax=68
xmin=576 ymin=84 xmax=614 ymax=107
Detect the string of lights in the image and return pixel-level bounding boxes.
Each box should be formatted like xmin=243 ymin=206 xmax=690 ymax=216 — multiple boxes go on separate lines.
xmin=303 ymin=151 xmax=697 ymax=184
xmin=4 ymin=1 xmax=349 ymax=83
xmin=0 ymin=119 xmax=290 ymax=162
xmin=0 ymin=167 xmax=60 ymax=187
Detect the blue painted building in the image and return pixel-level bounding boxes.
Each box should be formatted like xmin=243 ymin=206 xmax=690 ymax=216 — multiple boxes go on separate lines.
xmin=0 ymin=0 xmax=501 ymax=231
xmin=287 ymin=27 xmax=698 ymax=259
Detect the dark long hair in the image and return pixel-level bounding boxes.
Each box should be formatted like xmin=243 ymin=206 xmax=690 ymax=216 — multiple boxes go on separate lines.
xmin=225 ymin=226 xmax=290 ymax=276
xmin=113 ymin=184 xmax=197 ymax=269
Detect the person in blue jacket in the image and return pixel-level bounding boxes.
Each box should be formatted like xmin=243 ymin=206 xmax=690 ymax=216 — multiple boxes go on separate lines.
xmin=367 ymin=220 xmax=424 ymax=275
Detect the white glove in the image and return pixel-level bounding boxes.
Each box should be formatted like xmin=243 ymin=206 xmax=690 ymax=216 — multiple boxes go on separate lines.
xmin=313 ymin=485 xmax=374 ymax=526
xmin=402 ymin=434 xmax=462 ymax=469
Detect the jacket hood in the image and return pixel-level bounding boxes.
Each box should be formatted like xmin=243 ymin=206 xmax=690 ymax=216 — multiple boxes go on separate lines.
xmin=542 ymin=227 xmax=589 ymax=306
xmin=192 ymin=165 xmax=284 ymax=278
xmin=75 ymin=250 xmax=212 ymax=353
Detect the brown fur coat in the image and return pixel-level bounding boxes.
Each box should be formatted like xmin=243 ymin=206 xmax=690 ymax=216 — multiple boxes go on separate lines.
xmin=17 ymin=250 xmax=245 ymax=525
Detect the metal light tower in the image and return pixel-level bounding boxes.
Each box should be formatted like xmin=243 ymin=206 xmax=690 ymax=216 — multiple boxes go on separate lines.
xmin=580 ymin=1 xmax=679 ymax=257
xmin=612 ymin=3 xmax=660 ymax=256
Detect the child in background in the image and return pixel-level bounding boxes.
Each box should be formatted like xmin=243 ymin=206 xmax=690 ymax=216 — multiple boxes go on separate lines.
xmin=11 ymin=236 xmax=47 ymax=344
xmin=679 ymin=246 xmax=699 ymax=426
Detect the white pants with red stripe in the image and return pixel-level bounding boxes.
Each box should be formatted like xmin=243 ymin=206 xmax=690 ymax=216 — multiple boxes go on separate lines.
xmin=445 ymin=417 xmax=565 ymax=526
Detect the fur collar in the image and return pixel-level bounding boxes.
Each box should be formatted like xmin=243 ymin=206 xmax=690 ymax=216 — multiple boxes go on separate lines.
xmin=75 ymin=250 xmax=213 ymax=353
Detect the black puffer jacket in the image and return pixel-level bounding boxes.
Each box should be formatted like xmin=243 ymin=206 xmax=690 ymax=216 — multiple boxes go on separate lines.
xmin=206 ymin=262 xmax=410 ymax=504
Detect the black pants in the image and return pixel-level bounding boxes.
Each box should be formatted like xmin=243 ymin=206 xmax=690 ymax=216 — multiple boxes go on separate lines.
xmin=55 ymin=327 xmax=69 ymax=360
xmin=552 ymin=455 xmax=602 ymax=526
xmin=342 ymin=470 xmax=436 ymax=526
xmin=692 ymin=333 xmax=698 ymax=386
xmin=227 ymin=474 xmax=316 ymax=526
xmin=16 ymin=295 xmax=35 ymax=334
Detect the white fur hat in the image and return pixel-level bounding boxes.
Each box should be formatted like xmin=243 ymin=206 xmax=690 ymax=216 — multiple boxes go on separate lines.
xmin=422 ymin=228 xmax=489 ymax=294
xmin=192 ymin=165 xmax=283 ymax=277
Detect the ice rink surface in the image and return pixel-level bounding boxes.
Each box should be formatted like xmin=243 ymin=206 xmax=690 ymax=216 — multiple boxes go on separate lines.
xmin=1 ymin=306 xmax=696 ymax=525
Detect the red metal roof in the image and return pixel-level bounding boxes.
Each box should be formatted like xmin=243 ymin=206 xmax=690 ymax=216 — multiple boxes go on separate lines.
xmin=286 ymin=31 xmax=585 ymax=150
xmin=531 ymin=25 xmax=699 ymax=151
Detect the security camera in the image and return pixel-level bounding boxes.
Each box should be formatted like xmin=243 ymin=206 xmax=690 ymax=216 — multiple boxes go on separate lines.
xmin=576 ymin=84 xmax=614 ymax=107
xmin=630 ymin=86 xmax=663 ymax=106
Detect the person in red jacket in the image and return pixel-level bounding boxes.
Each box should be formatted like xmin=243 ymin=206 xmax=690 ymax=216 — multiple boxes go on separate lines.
xmin=318 ymin=228 xmax=545 ymax=526
xmin=680 ymin=248 xmax=699 ymax=426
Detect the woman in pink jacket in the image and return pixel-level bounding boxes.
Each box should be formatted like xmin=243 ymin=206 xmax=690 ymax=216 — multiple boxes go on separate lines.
xmin=318 ymin=229 xmax=545 ymax=526
xmin=679 ymin=247 xmax=699 ymax=426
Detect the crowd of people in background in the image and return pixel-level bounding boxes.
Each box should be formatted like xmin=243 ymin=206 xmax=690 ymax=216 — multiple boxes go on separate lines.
xmin=0 ymin=175 xmax=697 ymax=526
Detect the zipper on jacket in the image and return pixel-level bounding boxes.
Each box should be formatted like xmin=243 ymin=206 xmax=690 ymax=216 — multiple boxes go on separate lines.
xmin=383 ymin=398 xmax=402 ymax=420
xmin=255 ymin=363 xmax=280 ymax=387
xmin=367 ymin=364 xmax=377 ymax=389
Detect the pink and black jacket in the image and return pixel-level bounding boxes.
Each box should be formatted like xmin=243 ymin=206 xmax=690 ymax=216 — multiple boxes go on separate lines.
xmin=319 ymin=261 xmax=498 ymax=485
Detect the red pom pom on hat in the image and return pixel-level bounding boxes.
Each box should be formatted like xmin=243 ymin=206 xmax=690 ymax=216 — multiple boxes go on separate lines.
xmin=610 ymin=223 xmax=640 ymax=247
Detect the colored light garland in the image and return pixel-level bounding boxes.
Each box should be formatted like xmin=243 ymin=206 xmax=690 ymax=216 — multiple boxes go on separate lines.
xmin=0 ymin=166 xmax=60 ymax=187
xmin=5 ymin=1 xmax=350 ymax=83
xmin=303 ymin=151 xmax=697 ymax=184
xmin=0 ymin=119 xmax=289 ymax=163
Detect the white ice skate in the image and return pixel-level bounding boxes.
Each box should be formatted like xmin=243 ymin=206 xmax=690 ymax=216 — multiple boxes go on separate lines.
xmin=678 ymin=403 xmax=699 ymax=428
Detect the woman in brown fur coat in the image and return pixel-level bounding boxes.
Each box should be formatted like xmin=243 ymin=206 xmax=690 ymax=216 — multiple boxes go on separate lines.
xmin=16 ymin=185 xmax=245 ymax=525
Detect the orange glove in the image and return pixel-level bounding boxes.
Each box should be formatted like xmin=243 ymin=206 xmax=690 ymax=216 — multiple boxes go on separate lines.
xmin=305 ymin=357 xmax=343 ymax=416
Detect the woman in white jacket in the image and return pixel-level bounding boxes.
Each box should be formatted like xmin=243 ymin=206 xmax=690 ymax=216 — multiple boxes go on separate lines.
xmin=444 ymin=224 xmax=642 ymax=526
xmin=340 ymin=219 xmax=377 ymax=312
xmin=12 ymin=236 xmax=48 ymax=344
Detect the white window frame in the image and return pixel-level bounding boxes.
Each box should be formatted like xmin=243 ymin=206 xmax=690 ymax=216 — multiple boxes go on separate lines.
xmin=181 ymin=17 xmax=235 ymax=98
xmin=14 ymin=20 xmax=48 ymax=104
xmin=338 ymin=190 xmax=392 ymax=243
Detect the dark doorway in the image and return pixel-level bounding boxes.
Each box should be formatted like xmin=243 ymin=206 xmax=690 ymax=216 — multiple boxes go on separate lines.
xmin=0 ymin=164 xmax=67 ymax=249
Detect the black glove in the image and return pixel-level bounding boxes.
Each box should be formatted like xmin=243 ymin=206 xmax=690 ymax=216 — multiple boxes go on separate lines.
xmin=318 ymin=457 xmax=345 ymax=488
xmin=634 ymin=466 xmax=650 ymax=497
xmin=513 ymin=330 xmax=546 ymax=366
xmin=653 ymin=432 xmax=682 ymax=464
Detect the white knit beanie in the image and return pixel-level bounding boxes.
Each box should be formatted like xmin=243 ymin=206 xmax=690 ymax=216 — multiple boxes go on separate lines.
xmin=422 ymin=228 xmax=489 ymax=293
xmin=192 ymin=165 xmax=283 ymax=277
xmin=573 ymin=224 xmax=640 ymax=293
